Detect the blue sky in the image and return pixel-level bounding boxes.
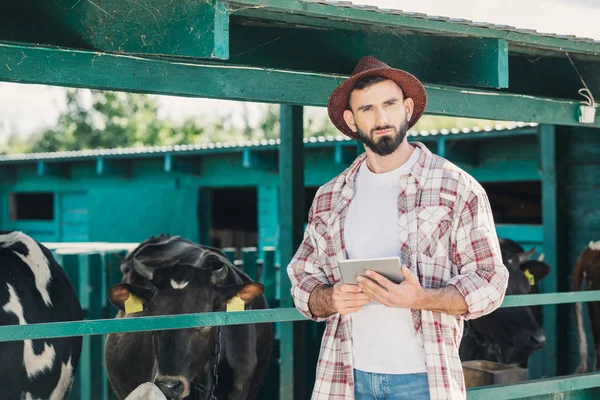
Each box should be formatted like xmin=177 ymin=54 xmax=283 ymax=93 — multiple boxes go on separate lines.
xmin=0 ymin=0 xmax=597 ymax=141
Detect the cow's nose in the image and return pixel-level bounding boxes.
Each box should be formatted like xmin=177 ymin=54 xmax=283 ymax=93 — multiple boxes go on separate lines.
xmin=531 ymin=332 xmax=546 ymax=349
xmin=156 ymin=377 xmax=185 ymax=399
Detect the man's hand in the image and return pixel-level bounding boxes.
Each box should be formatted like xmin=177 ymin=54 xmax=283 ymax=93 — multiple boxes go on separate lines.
xmin=356 ymin=266 xmax=468 ymax=315
xmin=356 ymin=266 xmax=424 ymax=308
xmin=308 ymin=282 xmax=372 ymax=318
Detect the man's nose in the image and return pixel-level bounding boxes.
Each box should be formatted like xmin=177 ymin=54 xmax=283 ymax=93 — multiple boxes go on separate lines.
xmin=375 ymin=108 xmax=389 ymax=126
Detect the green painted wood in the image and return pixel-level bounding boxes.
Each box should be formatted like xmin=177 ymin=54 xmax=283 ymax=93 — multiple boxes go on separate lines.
xmin=501 ymin=291 xmax=600 ymax=308
xmin=508 ymin=54 xmax=600 ymax=104
xmin=79 ymin=253 xmax=106 ymax=400
xmin=258 ymin=186 xmax=279 ymax=259
xmin=0 ymin=43 xmax=598 ymax=128
xmin=279 ymin=105 xmax=305 ymax=400
xmin=163 ymin=154 xmax=201 ymax=175
xmin=262 ymin=247 xmax=277 ymax=307
xmin=229 ymin=23 xmax=509 ymax=89
xmin=496 ymin=224 xmax=543 ymax=243
xmin=37 ymin=161 xmax=68 ymax=178
xmin=96 ymin=157 xmax=130 ymax=178
xmin=242 ymin=148 xmax=278 ymax=171
xmin=242 ymin=247 xmax=258 ymax=281
xmin=539 ymin=124 xmax=559 ymax=378
xmin=1 ymin=291 xmax=600 ymax=341
xmin=229 ymin=0 xmax=600 ymax=55
xmin=466 ymin=372 xmax=600 ymax=399
xmin=198 ymin=188 xmax=213 ymax=246
xmin=222 ymin=248 xmax=237 ymax=263
xmin=334 ymin=142 xmax=357 ymax=164
xmin=0 ymin=0 xmax=229 ymax=59
xmin=0 ymin=308 xmax=306 ymax=341
xmin=458 ymin=159 xmax=541 ymax=182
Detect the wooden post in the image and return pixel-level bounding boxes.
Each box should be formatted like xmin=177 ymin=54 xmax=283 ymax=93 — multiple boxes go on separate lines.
xmin=279 ymin=104 xmax=305 ymax=400
xmin=540 ymin=124 xmax=558 ymax=377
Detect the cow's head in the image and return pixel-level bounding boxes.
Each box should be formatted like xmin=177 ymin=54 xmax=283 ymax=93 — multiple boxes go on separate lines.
xmin=108 ymin=235 xmax=264 ymax=399
xmin=467 ymin=240 xmax=550 ymax=366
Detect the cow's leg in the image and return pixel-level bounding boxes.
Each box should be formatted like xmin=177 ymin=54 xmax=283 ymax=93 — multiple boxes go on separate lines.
xmin=589 ymin=302 xmax=600 ymax=371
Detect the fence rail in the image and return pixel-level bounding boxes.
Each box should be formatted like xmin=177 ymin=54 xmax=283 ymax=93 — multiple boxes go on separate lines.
xmin=8 ymin=242 xmax=597 ymax=400
xmin=1 ymin=291 xmax=600 ymax=342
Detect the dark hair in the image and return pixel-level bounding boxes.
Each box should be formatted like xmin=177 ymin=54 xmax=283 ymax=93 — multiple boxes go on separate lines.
xmin=348 ymin=76 xmax=404 ymax=110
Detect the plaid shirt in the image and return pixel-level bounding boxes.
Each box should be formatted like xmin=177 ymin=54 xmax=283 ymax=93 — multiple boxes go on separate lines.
xmin=287 ymin=141 xmax=509 ymax=400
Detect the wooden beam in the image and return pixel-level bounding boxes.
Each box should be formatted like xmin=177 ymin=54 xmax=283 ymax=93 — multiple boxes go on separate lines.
xmin=229 ymin=23 xmax=509 ymax=89
xmin=37 ymin=161 xmax=68 ymax=178
xmin=1 ymin=42 xmax=599 ymax=128
xmin=278 ymin=105 xmax=304 ymax=400
xmin=242 ymin=148 xmax=278 ymax=171
xmin=163 ymin=154 xmax=200 ymax=174
xmin=0 ymin=0 xmax=229 ymax=59
xmin=508 ymin=53 xmax=600 ymax=103
xmin=96 ymin=157 xmax=130 ymax=178
xmin=539 ymin=124 xmax=560 ymax=377
xmin=230 ymin=0 xmax=600 ymax=56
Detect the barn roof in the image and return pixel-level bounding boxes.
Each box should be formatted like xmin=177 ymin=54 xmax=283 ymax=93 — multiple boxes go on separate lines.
xmin=0 ymin=122 xmax=538 ymax=164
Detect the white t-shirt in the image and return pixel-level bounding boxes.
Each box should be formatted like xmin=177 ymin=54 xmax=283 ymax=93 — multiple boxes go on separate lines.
xmin=344 ymin=147 xmax=427 ymax=374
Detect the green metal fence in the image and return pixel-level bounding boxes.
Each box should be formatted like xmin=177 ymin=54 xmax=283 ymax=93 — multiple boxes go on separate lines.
xmin=1 ymin=243 xmax=599 ymax=400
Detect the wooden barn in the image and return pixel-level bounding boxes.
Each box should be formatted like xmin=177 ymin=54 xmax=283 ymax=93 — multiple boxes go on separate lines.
xmin=0 ymin=0 xmax=599 ymax=399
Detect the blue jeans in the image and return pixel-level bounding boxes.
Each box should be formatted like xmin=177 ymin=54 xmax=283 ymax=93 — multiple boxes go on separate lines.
xmin=354 ymin=369 xmax=431 ymax=400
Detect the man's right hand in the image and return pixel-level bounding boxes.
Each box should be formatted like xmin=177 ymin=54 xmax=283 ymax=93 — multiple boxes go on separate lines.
xmin=309 ymin=282 xmax=372 ymax=317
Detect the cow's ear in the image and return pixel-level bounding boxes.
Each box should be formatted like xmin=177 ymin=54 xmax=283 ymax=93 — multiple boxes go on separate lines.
xmin=108 ymin=283 xmax=155 ymax=312
xmin=520 ymin=260 xmax=550 ymax=282
xmin=217 ymin=282 xmax=264 ymax=309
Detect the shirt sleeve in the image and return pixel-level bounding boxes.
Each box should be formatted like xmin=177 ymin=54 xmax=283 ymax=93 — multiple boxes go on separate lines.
xmin=446 ymin=186 xmax=509 ymax=320
xmin=286 ymin=202 xmax=331 ymax=322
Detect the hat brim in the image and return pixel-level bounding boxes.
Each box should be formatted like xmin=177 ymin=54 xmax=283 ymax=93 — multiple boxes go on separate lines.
xmin=327 ymin=68 xmax=427 ymax=140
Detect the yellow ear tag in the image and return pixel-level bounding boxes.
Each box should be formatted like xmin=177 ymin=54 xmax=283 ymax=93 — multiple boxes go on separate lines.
xmin=524 ymin=269 xmax=535 ymax=286
xmin=226 ymin=294 xmax=245 ymax=312
xmin=124 ymin=293 xmax=144 ymax=315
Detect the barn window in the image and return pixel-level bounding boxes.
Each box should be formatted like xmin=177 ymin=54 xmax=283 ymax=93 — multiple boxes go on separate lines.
xmin=9 ymin=192 xmax=54 ymax=221
xmin=480 ymin=181 xmax=542 ymax=224
xmin=209 ymin=187 xmax=258 ymax=249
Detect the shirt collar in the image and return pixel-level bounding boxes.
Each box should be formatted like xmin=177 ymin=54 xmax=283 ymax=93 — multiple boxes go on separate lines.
xmin=344 ymin=141 xmax=433 ymax=189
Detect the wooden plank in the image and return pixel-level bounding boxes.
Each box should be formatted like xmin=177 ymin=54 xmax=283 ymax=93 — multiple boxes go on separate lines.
xmin=229 ymin=0 xmax=600 ymax=56
xmin=508 ymin=54 xmax=600 ymax=105
xmin=163 ymin=154 xmax=201 ymax=174
xmin=96 ymin=157 xmax=130 ymax=178
xmin=278 ymin=105 xmax=304 ymax=400
xmin=0 ymin=0 xmax=229 ymax=59
xmin=229 ymin=23 xmax=509 ymax=89
xmin=466 ymin=372 xmax=600 ymax=400
xmin=1 ymin=43 xmax=599 ymax=128
xmin=242 ymin=148 xmax=278 ymax=171
xmin=37 ymin=161 xmax=68 ymax=178
xmin=540 ymin=124 xmax=558 ymax=377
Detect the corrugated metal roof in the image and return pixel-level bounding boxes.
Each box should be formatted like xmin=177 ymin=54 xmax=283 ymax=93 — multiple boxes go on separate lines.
xmin=304 ymin=0 xmax=600 ymax=44
xmin=0 ymin=122 xmax=538 ymax=163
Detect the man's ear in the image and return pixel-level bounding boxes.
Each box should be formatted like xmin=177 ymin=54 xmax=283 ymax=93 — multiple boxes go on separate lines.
xmin=108 ymin=283 xmax=156 ymax=312
xmin=520 ymin=260 xmax=551 ymax=283
xmin=404 ymin=97 xmax=415 ymax=122
xmin=217 ymin=282 xmax=265 ymax=309
xmin=343 ymin=110 xmax=358 ymax=133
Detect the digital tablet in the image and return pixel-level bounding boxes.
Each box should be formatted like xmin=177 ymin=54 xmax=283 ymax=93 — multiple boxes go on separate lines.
xmin=338 ymin=256 xmax=404 ymax=285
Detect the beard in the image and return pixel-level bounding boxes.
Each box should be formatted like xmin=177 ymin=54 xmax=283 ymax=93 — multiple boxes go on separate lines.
xmin=356 ymin=120 xmax=409 ymax=156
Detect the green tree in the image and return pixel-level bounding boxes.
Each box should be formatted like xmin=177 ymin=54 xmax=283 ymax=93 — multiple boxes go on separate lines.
xmin=30 ymin=89 xmax=204 ymax=152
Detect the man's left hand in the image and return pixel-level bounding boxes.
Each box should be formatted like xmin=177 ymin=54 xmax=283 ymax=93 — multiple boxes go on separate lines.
xmin=356 ymin=265 xmax=424 ymax=309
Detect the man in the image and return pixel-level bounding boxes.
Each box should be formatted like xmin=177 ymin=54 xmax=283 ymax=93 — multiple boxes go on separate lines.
xmin=287 ymin=56 xmax=509 ymax=400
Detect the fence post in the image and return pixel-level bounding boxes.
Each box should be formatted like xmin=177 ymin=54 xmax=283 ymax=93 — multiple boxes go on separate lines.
xmin=222 ymin=247 xmax=237 ymax=263
xmin=242 ymin=247 xmax=258 ymax=281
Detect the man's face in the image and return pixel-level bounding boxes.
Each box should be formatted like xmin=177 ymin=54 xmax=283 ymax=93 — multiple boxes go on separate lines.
xmin=344 ymin=79 xmax=413 ymax=156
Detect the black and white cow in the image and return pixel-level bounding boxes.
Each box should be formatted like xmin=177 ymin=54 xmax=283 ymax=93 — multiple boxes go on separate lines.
xmin=0 ymin=230 xmax=83 ymax=399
